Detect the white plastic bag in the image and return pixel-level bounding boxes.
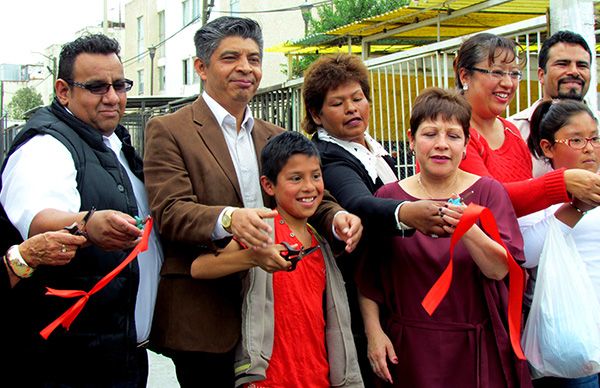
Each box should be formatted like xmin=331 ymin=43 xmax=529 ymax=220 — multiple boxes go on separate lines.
xmin=522 ymin=217 xmax=600 ymax=378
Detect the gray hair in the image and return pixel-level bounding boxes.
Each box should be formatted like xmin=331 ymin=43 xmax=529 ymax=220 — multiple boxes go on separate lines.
xmin=194 ymin=17 xmax=263 ymax=65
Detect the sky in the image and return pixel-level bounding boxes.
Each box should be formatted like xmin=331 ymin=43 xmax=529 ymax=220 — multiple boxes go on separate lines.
xmin=0 ymin=0 xmax=123 ymax=64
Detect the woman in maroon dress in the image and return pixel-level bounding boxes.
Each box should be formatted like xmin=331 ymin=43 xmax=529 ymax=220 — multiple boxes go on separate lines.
xmin=358 ymin=87 xmax=531 ymax=387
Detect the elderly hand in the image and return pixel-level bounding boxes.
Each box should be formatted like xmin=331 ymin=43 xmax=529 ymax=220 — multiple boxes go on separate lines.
xmin=400 ymin=200 xmax=452 ymax=237
xmin=19 ymin=231 xmax=87 ymax=268
xmin=564 ymin=169 xmax=600 ymax=206
xmin=84 ymin=210 xmax=143 ymax=251
xmin=333 ymin=211 xmax=363 ymax=253
xmin=230 ymin=208 xmax=278 ymax=248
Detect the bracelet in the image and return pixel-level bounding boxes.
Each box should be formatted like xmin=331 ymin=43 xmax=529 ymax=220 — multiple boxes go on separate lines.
xmin=396 ymin=201 xmax=414 ymax=232
xmin=4 ymin=245 xmax=34 ymax=279
xmin=570 ymin=202 xmax=589 ymax=215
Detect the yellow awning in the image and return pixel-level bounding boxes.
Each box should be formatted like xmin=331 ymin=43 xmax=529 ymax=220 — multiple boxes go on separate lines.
xmin=268 ymin=0 xmax=552 ymax=56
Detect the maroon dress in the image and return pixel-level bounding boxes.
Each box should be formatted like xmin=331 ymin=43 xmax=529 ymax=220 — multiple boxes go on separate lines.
xmin=357 ymin=176 xmax=532 ymax=388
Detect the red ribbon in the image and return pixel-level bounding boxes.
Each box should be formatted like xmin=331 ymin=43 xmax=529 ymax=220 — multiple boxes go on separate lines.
xmin=421 ymin=204 xmax=526 ymax=360
xmin=40 ymin=218 xmax=154 ymax=340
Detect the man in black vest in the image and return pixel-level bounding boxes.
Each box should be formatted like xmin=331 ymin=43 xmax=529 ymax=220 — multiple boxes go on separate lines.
xmin=0 ymin=34 xmax=163 ymax=386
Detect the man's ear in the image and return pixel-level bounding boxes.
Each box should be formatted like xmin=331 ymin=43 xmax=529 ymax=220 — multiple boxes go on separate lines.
xmin=194 ymin=58 xmax=207 ymax=82
xmin=260 ymin=175 xmax=275 ymax=196
xmin=538 ymin=67 xmax=546 ymax=90
xmin=55 ymin=79 xmax=70 ymax=106
xmin=540 ymin=139 xmax=555 ymax=159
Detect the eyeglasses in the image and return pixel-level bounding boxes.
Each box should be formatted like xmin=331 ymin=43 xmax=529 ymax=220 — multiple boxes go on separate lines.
xmin=67 ymin=79 xmax=133 ymax=95
xmin=554 ymin=136 xmax=600 ymax=150
xmin=470 ymin=67 xmax=522 ymax=81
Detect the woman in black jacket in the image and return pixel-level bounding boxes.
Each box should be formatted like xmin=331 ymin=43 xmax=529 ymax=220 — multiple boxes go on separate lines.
xmin=303 ymin=54 xmax=445 ymax=237
xmin=302 ymin=53 xmax=449 ymax=386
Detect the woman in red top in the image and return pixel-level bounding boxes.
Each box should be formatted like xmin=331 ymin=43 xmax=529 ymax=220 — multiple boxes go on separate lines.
xmin=454 ymin=33 xmax=600 ymax=216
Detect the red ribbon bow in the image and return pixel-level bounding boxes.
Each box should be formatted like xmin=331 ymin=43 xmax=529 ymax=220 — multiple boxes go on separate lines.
xmin=421 ymin=204 xmax=526 ymax=360
xmin=40 ymin=217 xmax=154 ymax=340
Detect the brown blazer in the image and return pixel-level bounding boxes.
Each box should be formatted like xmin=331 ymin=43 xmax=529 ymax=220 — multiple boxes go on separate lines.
xmin=144 ymin=96 xmax=341 ymax=353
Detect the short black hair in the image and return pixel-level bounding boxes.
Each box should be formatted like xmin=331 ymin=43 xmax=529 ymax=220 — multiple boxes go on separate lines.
xmin=539 ymin=31 xmax=592 ymax=72
xmin=58 ymin=34 xmax=121 ymax=82
xmin=528 ymin=99 xmax=596 ymax=162
xmin=261 ymin=131 xmax=320 ymax=183
xmin=194 ymin=16 xmax=263 ymax=65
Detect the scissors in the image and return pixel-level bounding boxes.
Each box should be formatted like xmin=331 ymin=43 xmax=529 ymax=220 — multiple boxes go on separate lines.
xmin=279 ymin=241 xmax=321 ymax=271
xmin=64 ymin=207 xmax=96 ymax=237
xmin=134 ymin=216 xmax=150 ymax=230
xmin=447 ymin=190 xmax=475 ymax=206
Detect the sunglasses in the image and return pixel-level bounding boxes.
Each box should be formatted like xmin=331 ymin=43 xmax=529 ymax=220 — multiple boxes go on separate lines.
xmin=67 ymin=79 xmax=134 ymax=95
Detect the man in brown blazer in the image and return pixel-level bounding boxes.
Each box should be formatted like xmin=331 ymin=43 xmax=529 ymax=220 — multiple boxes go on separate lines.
xmin=144 ymin=17 xmax=362 ymax=387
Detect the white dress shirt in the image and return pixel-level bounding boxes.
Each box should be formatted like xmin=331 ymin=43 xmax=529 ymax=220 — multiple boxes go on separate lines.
xmin=317 ymin=128 xmax=398 ymax=185
xmin=203 ymin=91 xmax=264 ymax=241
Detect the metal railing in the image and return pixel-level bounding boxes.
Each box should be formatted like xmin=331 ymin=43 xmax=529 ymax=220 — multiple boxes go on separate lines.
xmin=363 ymin=16 xmax=549 ymax=178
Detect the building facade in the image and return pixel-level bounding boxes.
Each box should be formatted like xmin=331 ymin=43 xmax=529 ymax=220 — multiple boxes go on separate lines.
xmin=123 ymin=0 xmax=308 ymax=97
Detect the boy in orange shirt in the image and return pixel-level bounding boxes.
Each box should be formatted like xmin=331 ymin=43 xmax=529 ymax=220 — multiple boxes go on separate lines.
xmin=191 ymin=131 xmax=363 ymax=387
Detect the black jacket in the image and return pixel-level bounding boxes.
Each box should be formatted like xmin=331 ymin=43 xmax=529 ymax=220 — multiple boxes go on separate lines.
xmin=2 ymin=100 xmax=144 ymax=385
xmin=313 ymin=133 xmax=404 ymax=234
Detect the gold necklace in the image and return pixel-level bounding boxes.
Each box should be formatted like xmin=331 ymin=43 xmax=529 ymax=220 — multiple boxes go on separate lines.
xmin=417 ymin=174 xmax=459 ymax=199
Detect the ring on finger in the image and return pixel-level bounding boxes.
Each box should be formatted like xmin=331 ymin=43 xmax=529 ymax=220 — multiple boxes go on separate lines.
xmin=61 ymin=244 xmax=67 ymax=253
xmin=431 ymin=233 xmax=439 ymax=238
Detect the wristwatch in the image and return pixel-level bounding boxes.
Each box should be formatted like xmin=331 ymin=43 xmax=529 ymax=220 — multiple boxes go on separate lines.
xmin=4 ymin=244 xmax=34 ymax=279
xmin=221 ymin=207 xmax=236 ymax=233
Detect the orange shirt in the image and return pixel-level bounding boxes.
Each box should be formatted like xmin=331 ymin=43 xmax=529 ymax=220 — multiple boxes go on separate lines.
xmin=249 ymin=214 xmax=329 ymax=388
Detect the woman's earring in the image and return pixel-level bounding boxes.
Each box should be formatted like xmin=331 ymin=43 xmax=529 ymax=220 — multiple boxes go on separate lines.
xmin=462 ymin=83 xmax=469 ymax=91
xmin=410 ymin=149 xmax=415 ymax=156
xmin=462 ymin=150 xmax=467 ymax=160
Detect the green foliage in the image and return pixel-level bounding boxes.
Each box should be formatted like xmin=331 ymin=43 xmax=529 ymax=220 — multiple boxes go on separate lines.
xmin=7 ymin=87 xmax=43 ymax=120
xmin=281 ymin=54 xmax=319 ymax=79
xmin=285 ymin=0 xmax=409 ymax=77
xmin=309 ymin=0 xmax=409 ymax=34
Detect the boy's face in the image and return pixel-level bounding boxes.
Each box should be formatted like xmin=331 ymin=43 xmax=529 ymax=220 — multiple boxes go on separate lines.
xmin=261 ymin=154 xmax=324 ymax=223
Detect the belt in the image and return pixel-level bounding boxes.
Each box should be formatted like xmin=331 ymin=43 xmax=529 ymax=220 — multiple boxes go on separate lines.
xmin=137 ymin=339 xmax=150 ymax=349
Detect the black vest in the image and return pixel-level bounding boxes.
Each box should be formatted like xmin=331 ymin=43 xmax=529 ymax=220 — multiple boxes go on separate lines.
xmin=1 ymin=102 xmax=145 ymax=384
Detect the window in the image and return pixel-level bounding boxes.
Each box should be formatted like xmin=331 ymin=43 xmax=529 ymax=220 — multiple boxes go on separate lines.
xmin=182 ymin=58 xmax=199 ymax=85
xmin=158 ymin=65 xmax=166 ymax=92
xmin=158 ymin=11 xmax=165 ymax=57
xmin=192 ymin=0 xmax=200 ymax=20
xmin=230 ymin=0 xmax=240 ymax=15
xmin=183 ymin=58 xmax=190 ymax=85
xmin=138 ymin=69 xmax=145 ymax=94
xmin=183 ymin=0 xmax=200 ymax=25
xmin=137 ymin=16 xmax=144 ymax=62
